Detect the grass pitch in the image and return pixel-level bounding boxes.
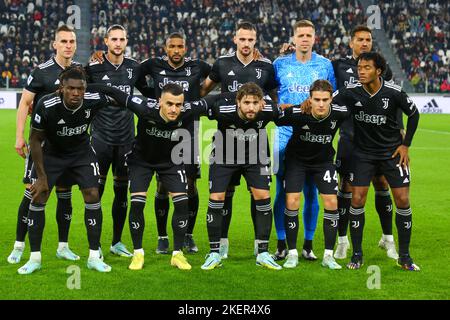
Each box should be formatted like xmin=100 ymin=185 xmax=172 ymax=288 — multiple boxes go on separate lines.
xmin=0 ymin=110 xmax=449 ymax=300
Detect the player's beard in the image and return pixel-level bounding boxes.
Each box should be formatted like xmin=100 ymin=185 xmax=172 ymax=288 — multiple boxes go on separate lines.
xmin=109 ymin=48 xmax=124 ymax=57
xmin=169 ymin=55 xmax=184 ymax=68
xmin=240 ymin=47 xmax=252 ymax=57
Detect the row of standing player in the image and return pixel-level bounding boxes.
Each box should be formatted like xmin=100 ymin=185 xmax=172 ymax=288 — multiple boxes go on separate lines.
xmin=9 ymin=20 xmax=419 ymax=273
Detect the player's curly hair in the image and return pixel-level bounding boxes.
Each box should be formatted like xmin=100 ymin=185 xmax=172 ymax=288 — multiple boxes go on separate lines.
xmin=236 ymin=82 xmax=264 ymax=101
xmin=358 ymin=52 xmax=387 ymax=74
xmin=59 ymin=66 xmax=87 ymax=83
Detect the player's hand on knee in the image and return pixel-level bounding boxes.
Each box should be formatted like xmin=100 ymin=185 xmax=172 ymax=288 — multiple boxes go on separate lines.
xmin=89 ymin=50 xmax=105 ymax=63
xmin=30 ymin=178 xmax=49 ymax=201
xmin=392 ymin=145 xmax=409 ymax=168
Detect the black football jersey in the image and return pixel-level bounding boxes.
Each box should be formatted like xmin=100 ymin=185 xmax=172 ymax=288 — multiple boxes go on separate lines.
xmin=209 ymin=52 xmax=277 ymax=94
xmin=332 ymin=79 xmax=418 ymax=160
xmin=124 ymin=95 xmax=208 ymax=167
xmin=31 ymin=91 xmax=110 ymax=154
xmin=25 ymin=57 xmax=81 ymax=118
xmin=332 ymin=55 xmax=398 ymax=140
xmin=203 ymin=93 xmax=279 ymax=165
xmin=139 ymin=56 xmax=211 ymax=101
xmin=276 ymin=105 xmax=349 ymax=163
xmin=85 ymin=54 xmax=142 ymax=145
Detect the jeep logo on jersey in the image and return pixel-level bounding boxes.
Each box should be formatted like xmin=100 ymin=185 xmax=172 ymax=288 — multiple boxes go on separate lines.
xmin=127 ymin=68 xmax=133 ymax=79
xmin=146 ymin=127 xmax=174 ymax=139
xmin=109 ymin=83 xmax=131 ymax=94
xmin=57 ymin=124 xmax=88 ymax=136
xmin=256 ymin=68 xmax=262 ymax=79
xmin=355 ymin=111 xmax=387 ymax=125
xmin=185 ymin=67 xmax=191 ymax=76
xmin=382 ymin=98 xmax=389 ymax=109
xmin=85 ymin=109 xmax=91 ymax=118
xmin=344 ymin=76 xmax=357 ymax=87
xmin=288 ymin=83 xmax=310 ymax=93
xmin=300 ymin=132 xmax=332 ymax=144
xmin=159 ymin=78 xmax=189 ymax=91
xmin=228 ymin=80 xmax=242 ymax=92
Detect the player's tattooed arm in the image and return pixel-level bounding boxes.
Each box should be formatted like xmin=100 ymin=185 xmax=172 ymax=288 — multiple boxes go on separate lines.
xmin=29 ymin=128 xmax=49 ymax=201
xmin=89 ymin=50 xmax=105 ymax=63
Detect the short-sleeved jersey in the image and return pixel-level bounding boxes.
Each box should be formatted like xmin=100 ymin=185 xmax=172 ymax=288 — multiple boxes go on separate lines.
xmin=85 ymin=54 xmax=142 ymax=145
xmin=203 ymin=93 xmax=279 ymax=165
xmin=31 ymin=91 xmax=110 ymax=154
xmin=25 ymin=57 xmax=81 ymax=118
xmin=332 ymin=55 xmax=396 ymax=140
xmin=276 ymin=105 xmax=349 ymax=163
xmin=273 ymin=52 xmax=337 ymax=135
xmin=124 ymin=95 xmax=207 ymax=167
xmin=332 ymin=79 xmax=418 ymax=160
xmin=208 ymin=52 xmax=277 ymax=94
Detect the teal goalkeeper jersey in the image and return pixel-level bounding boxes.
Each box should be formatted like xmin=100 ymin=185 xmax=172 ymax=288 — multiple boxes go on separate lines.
xmin=273 ymin=52 xmax=336 ymax=138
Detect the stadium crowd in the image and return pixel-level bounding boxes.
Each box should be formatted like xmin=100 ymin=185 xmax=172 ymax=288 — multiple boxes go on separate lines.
xmin=381 ymin=0 xmax=450 ymax=93
xmin=1 ymin=0 xmax=448 ymax=92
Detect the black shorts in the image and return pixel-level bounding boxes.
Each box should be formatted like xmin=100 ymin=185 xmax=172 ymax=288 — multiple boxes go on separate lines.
xmin=350 ymin=154 xmax=411 ymax=188
xmin=284 ymin=158 xmax=338 ymax=194
xmin=336 ymin=137 xmax=354 ymax=177
xmin=209 ymin=163 xmax=271 ymax=193
xmin=126 ymin=150 xmax=188 ymax=194
xmin=30 ymin=148 xmax=99 ymax=190
xmin=24 ymin=151 xmax=75 ymax=186
xmin=90 ymin=136 xmax=132 ymax=178
xmin=184 ymin=163 xmax=201 ymax=180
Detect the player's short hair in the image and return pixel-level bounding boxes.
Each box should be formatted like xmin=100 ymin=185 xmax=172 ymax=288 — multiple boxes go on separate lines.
xmin=166 ymin=32 xmax=185 ymax=41
xmin=59 ymin=66 xmax=87 ymax=83
xmin=293 ymin=20 xmax=315 ymax=33
xmin=55 ymin=25 xmax=75 ymax=39
xmin=351 ymin=25 xmax=372 ymax=38
xmin=106 ymin=24 xmax=127 ymax=37
xmin=236 ymin=82 xmax=264 ymax=101
xmin=309 ymin=80 xmax=333 ymax=96
xmin=161 ymin=83 xmax=184 ymax=96
xmin=236 ymin=21 xmax=257 ymax=33
xmin=358 ymin=52 xmax=386 ymax=74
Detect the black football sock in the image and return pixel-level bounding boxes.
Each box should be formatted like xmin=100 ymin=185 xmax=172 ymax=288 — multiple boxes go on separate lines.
xmin=28 ymin=203 xmax=46 ymax=252
xmin=254 ymin=198 xmax=272 ymax=254
xmin=56 ymin=190 xmax=72 ymax=243
xmin=186 ymin=193 xmax=199 ymax=235
xmin=16 ymin=189 xmax=32 ymax=242
xmin=323 ymin=209 xmax=339 ymax=250
xmin=396 ymin=207 xmax=412 ymax=256
xmin=277 ymin=239 xmax=287 ymax=252
xmin=221 ymin=191 xmax=233 ymax=238
xmin=84 ymin=202 xmax=103 ymax=250
xmin=284 ymin=208 xmax=299 ymax=251
xmin=337 ymin=190 xmax=351 ymax=237
xmin=172 ymin=195 xmax=190 ymax=251
xmin=349 ymin=206 xmax=365 ymax=254
xmin=251 ymin=195 xmax=258 ymax=239
xmin=129 ymin=195 xmax=146 ymax=250
xmin=303 ymin=239 xmax=313 ymax=252
xmin=375 ymin=189 xmax=393 ymax=236
xmin=154 ymin=192 xmax=169 ymax=237
xmin=207 ymin=199 xmax=224 ymax=253
xmin=112 ymin=180 xmax=128 ymax=245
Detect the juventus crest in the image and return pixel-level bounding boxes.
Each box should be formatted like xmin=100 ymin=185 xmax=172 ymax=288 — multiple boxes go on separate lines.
xmin=185 ymin=67 xmax=191 ymax=77
xmin=256 ymin=68 xmax=262 ymax=79
xmin=382 ymin=98 xmax=389 ymax=109
xmin=127 ymin=68 xmax=133 ymax=79
xmin=330 ymin=120 xmax=337 ymax=129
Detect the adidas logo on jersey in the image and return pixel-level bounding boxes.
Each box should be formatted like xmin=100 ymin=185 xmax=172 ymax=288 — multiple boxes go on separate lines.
xmin=346 ymin=68 xmax=354 ymax=73
xmin=228 ymin=70 xmax=235 ymax=76
xmin=54 ymin=79 xmax=60 ymax=85
xmin=286 ymin=72 xmax=294 ymax=78
xmin=102 ymin=75 xmax=110 ymax=80
xmin=159 ymin=70 xmax=166 ymax=75
xmin=403 ymin=177 xmax=409 ymax=183
xmin=57 ymin=119 xmax=66 ymax=125
xmin=302 ymin=124 xmax=310 ymax=130
xmin=355 ymin=101 xmax=363 ymax=107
